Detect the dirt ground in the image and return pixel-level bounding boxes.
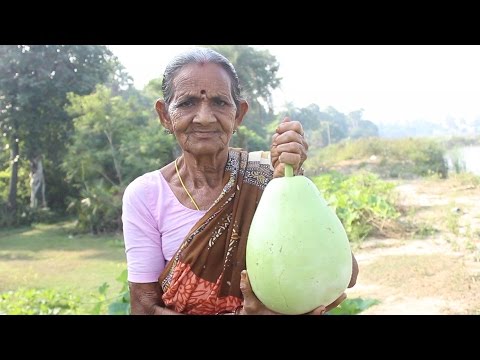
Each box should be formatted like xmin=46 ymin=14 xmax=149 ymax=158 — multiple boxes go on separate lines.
xmin=346 ymin=176 xmax=480 ymax=315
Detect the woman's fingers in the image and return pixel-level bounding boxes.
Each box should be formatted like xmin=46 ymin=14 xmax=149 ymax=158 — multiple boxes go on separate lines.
xmin=271 ymin=141 xmax=306 ymax=177
xmin=270 ymin=117 xmax=308 ymax=178
xmin=325 ymin=292 xmax=347 ymax=312
xmin=306 ymin=293 xmax=347 ymax=315
xmin=273 ymin=130 xmax=308 ymax=150
xmin=276 ymin=117 xmax=303 ymax=136
xmin=239 ymin=270 xmax=259 ymax=314
xmin=308 ymin=305 xmax=327 ymax=315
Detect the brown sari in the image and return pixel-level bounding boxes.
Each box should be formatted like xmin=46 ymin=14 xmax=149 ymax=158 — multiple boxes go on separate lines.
xmin=158 ymin=148 xmax=273 ymax=314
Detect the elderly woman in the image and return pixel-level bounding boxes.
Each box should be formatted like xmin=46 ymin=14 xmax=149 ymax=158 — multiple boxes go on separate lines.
xmin=122 ymin=47 xmax=358 ymax=315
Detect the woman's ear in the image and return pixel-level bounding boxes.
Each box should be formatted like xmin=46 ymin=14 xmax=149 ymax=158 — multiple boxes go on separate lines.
xmin=155 ymin=99 xmax=172 ymax=131
xmin=235 ymin=100 xmax=249 ymax=128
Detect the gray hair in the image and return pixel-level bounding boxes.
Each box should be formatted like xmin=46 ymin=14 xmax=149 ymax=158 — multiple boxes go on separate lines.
xmin=161 ymin=47 xmax=244 ymax=109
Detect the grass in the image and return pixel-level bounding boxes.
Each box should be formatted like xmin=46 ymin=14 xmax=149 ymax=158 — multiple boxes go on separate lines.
xmin=0 ymin=221 xmax=126 ymax=313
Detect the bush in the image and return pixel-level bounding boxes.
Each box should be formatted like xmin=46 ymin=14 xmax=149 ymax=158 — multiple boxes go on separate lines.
xmin=308 ymin=137 xmax=448 ymax=179
xmin=328 ymin=298 xmax=379 ymax=315
xmin=91 ymin=268 xmax=130 ymax=315
xmin=311 ymin=171 xmax=401 ymax=242
xmin=0 ymin=288 xmax=81 ymax=315
xmin=67 ymin=182 xmax=123 ymax=234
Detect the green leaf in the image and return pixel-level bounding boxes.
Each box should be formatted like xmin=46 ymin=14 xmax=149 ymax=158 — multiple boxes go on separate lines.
xmin=328 ymin=298 xmax=380 ymax=315
xmin=108 ymin=302 xmax=130 ymax=315
xmin=98 ymin=282 xmax=109 ymax=295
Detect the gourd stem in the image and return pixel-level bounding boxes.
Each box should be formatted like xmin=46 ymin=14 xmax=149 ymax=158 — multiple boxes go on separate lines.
xmin=285 ymin=164 xmax=294 ymax=177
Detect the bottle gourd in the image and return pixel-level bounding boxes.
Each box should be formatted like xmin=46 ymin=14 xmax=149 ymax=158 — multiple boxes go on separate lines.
xmin=246 ymin=164 xmax=352 ymax=314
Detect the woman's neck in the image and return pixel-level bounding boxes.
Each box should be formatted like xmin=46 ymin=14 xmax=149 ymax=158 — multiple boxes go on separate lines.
xmin=181 ymin=150 xmax=229 ymax=189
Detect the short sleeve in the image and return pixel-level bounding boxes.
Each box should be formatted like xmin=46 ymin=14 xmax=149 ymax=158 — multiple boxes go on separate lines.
xmin=248 ymin=150 xmax=274 ymax=171
xmin=122 ymin=176 xmax=166 ymax=283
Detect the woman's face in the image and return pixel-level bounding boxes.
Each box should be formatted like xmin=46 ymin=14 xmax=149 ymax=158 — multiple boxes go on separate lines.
xmin=157 ymin=63 xmax=248 ymax=156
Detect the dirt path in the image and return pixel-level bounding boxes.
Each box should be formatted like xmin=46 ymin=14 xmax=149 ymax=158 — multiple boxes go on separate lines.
xmin=347 ymin=177 xmax=480 ymax=315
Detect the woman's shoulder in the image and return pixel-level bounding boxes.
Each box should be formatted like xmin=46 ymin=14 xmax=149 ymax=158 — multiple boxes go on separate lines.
xmin=123 ymin=170 xmax=164 ymax=202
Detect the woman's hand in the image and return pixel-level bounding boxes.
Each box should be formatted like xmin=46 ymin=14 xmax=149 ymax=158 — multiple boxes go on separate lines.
xmin=270 ymin=117 xmax=309 ymax=178
xmin=312 ymin=292 xmax=347 ymax=314
xmin=239 ymin=270 xmax=280 ymax=315
xmin=239 ymin=270 xmax=344 ymax=315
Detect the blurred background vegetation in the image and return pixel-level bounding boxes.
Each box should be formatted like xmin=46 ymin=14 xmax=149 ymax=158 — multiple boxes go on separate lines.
xmin=1 ymin=45 xmax=479 ymax=314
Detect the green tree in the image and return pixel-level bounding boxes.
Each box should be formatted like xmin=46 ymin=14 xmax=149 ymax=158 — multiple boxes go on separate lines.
xmin=207 ymin=45 xmax=281 ymax=150
xmin=324 ymin=106 xmax=349 ymax=143
xmin=347 ymin=110 xmax=379 ymax=139
xmin=349 ymin=120 xmax=379 ymax=139
xmin=0 ymin=45 xmax=125 ymax=219
xmin=277 ymin=103 xmax=335 ymax=149
xmin=63 ymin=85 xmax=175 ymax=233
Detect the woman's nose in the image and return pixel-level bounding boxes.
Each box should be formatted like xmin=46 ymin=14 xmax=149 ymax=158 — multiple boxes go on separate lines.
xmin=193 ymin=102 xmax=216 ymax=124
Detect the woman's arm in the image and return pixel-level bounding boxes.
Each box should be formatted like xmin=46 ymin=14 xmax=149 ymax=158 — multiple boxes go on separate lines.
xmin=129 ymin=282 xmax=183 ymax=315
xmin=123 ymin=177 xmax=172 ymax=314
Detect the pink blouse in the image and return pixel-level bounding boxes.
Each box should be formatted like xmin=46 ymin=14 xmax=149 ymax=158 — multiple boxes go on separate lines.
xmin=122 ymin=170 xmax=207 ymax=283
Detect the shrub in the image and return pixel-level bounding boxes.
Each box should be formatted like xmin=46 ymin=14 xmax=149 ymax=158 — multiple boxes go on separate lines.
xmin=0 ymin=288 xmax=81 ymax=315
xmin=311 ymin=171 xmax=401 ymax=242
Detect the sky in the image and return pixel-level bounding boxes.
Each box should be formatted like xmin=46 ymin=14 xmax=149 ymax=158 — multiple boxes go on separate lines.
xmin=108 ymin=45 xmax=480 ymax=126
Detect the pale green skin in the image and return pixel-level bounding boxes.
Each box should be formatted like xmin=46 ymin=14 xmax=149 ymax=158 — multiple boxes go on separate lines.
xmin=246 ymin=171 xmax=352 ymax=315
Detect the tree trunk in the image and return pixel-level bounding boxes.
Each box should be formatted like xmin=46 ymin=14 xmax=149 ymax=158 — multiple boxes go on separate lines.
xmin=7 ymin=134 xmax=19 ymax=216
xmin=30 ymin=155 xmax=47 ymax=209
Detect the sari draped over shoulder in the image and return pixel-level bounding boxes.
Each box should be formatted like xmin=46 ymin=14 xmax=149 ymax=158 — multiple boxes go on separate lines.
xmin=158 ymin=148 xmax=273 ymax=314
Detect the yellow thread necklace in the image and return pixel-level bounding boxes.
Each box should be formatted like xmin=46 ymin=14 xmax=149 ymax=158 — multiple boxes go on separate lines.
xmin=175 ymin=158 xmax=200 ymax=211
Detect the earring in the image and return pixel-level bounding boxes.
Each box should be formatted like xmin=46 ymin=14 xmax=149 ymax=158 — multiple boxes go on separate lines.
xmin=164 ymin=129 xmax=172 ymax=135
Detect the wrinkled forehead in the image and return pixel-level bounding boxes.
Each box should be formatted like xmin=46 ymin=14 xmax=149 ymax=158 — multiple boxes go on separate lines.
xmin=172 ymin=63 xmax=232 ymax=95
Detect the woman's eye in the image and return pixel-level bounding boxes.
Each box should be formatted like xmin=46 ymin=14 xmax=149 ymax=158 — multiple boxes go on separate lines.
xmin=178 ymin=100 xmax=194 ymax=107
xmin=214 ymin=99 xmax=227 ymax=106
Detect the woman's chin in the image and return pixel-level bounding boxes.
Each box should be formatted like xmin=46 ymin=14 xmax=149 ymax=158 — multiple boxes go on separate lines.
xmin=185 ymin=142 xmax=228 ymax=155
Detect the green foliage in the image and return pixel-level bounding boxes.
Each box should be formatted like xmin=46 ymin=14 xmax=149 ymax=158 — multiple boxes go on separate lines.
xmin=309 ymin=137 xmax=448 ymax=179
xmin=442 ymin=135 xmax=480 ymax=149
xmin=311 ymin=171 xmax=400 ymax=242
xmin=0 ymin=288 xmax=81 ymax=315
xmin=91 ymin=269 xmax=130 ymax=315
xmin=90 ymin=282 xmax=110 ymax=315
xmin=0 ymin=168 xmax=63 ymax=227
xmin=230 ymin=125 xmax=267 ymax=151
xmin=0 ymin=163 xmax=31 ymax=227
xmin=142 ymin=77 xmax=164 ymax=106
xmin=447 ymin=148 xmax=465 ymax=174
xmin=63 ymin=85 xmax=175 ymax=233
xmin=349 ymin=120 xmax=379 ymax=139
xmin=328 ymin=298 xmax=380 ymax=315
xmin=0 ymin=198 xmax=16 ymax=227
xmin=207 ymin=45 xmax=280 ymax=107
xmin=0 ymin=45 xmax=128 ymax=222
xmin=66 ymin=182 xmax=123 ymax=234
xmin=0 ymin=162 xmax=30 ymax=203
xmin=207 ymin=45 xmax=281 ymax=150
xmin=107 ymin=269 xmax=130 ymax=315
xmin=277 ymin=105 xmax=378 ymax=150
